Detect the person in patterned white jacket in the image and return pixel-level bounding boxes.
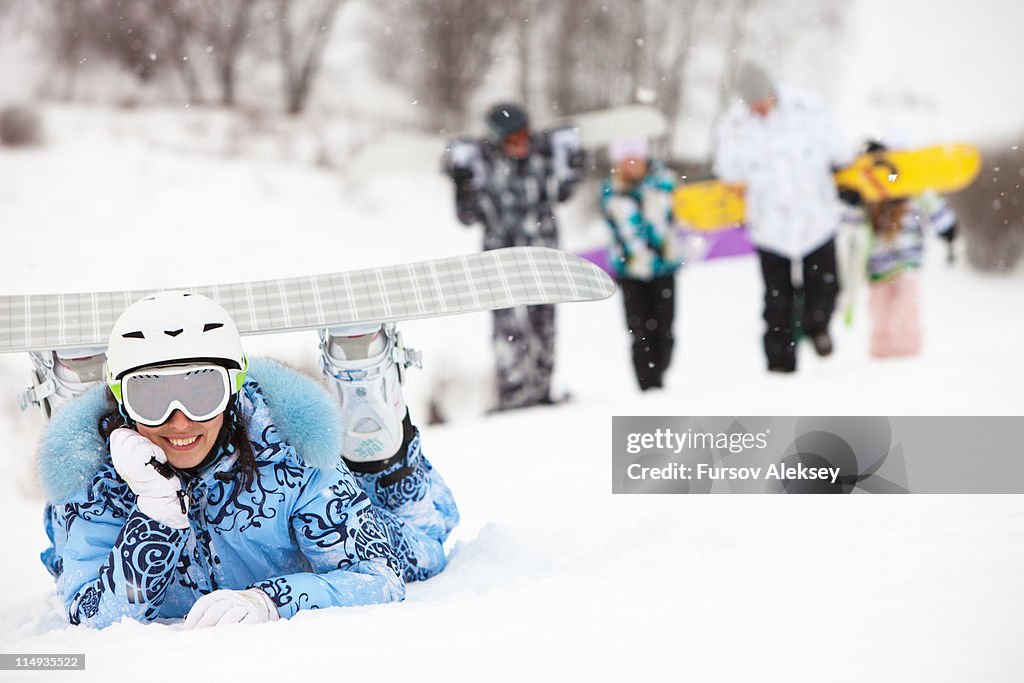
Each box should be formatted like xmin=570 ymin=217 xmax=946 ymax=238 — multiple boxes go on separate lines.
xmin=38 ymin=291 xmax=458 ymax=629
xmin=713 ymin=61 xmax=852 ymax=373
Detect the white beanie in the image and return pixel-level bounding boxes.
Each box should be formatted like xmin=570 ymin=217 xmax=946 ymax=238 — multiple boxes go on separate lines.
xmin=609 ymin=138 xmax=650 ymax=164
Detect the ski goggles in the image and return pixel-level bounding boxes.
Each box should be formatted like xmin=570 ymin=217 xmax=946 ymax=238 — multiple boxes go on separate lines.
xmin=108 ymin=361 xmax=247 ymax=427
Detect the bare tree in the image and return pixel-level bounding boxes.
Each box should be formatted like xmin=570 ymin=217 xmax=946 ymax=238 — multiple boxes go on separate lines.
xmin=947 ymin=143 xmax=1024 ymax=272
xmin=199 ymin=0 xmax=257 ymax=105
xmin=39 ymin=0 xmax=188 ymax=98
xmin=156 ymin=2 xmax=204 ymax=102
xmin=549 ymin=0 xmax=635 ymax=114
xmin=512 ymin=0 xmax=534 ymax=109
xmin=362 ymin=0 xmax=846 ymax=151
xmin=275 ymin=0 xmax=345 ymax=115
xmin=619 ymin=0 xmax=645 ymax=103
xmin=630 ymin=0 xmax=706 ymax=154
xmin=42 ymin=0 xmax=84 ymax=99
xmin=368 ymin=0 xmax=506 ymax=131
xmin=713 ymin=0 xmax=848 ymax=118
xmin=548 ymin=0 xmax=584 ymax=115
xmin=421 ymin=0 xmax=507 ymax=130
xmin=715 ymin=0 xmax=753 ymax=118
xmin=159 ymin=0 xmax=257 ymax=105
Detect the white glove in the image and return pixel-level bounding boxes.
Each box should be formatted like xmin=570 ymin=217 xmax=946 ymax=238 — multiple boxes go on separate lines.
xmin=183 ymin=589 xmax=280 ymax=629
xmin=110 ymin=428 xmax=189 ymax=529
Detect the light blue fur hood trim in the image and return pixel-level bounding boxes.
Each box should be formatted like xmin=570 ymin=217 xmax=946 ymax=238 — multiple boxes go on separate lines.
xmin=37 ymin=358 xmax=344 ymax=503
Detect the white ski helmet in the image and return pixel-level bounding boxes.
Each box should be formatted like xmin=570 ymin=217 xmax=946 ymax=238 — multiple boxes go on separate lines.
xmin=105 ymin=291 xmax=247 ymax=387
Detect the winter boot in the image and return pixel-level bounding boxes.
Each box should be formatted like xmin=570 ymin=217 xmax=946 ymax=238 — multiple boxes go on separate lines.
xmin=810 ymin=331 xmax=833 ymax=357
xmin=320 ymin=323 xmax=421 ymax=465
xmin=20 ymin=348 xmax=106 ymax=417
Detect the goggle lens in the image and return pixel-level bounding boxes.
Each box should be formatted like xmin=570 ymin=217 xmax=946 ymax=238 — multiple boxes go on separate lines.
xmin=123 ymin=365 xmax=230 ymax=426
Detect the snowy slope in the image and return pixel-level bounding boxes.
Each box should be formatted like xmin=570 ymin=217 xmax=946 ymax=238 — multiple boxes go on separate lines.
xmin=0 ymin=107 xmax=1022 ymax=682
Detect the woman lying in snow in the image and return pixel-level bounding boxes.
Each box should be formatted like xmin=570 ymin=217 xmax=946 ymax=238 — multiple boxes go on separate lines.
xmin=38 ymin=291 xmax=458 ymax=628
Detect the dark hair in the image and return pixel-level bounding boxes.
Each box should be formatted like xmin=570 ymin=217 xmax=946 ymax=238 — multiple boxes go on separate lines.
xmin=97 ymin=392 xmax=258 ymax=489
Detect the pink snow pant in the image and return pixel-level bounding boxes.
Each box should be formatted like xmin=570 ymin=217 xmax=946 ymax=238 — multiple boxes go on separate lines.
xmin=868 ymin=273 xmax=922 ymax=357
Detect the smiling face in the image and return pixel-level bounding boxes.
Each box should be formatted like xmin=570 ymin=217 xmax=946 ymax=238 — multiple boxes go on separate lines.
xmin=137 ymin=409 xmax=225 ymax=469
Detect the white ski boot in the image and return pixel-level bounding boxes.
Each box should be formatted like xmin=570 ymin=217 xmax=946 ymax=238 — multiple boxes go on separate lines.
xmin=21 ymin=347 xmax=106 ymax=416
xmin=319 ymin=323 xmax=422 ymax=464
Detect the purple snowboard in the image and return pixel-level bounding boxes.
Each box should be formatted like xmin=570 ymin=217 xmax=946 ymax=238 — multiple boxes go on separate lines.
xmin=682 ymin=225 xmax=754 ymax=260
xmin=576 ymin=225 xmax=754 ymax=276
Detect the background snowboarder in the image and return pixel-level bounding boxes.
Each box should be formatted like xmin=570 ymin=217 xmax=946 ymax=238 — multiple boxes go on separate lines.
xmin=600 ymin=137 xmax=682 ymax=391
xmin=842 ymin=140 xmax=958 ymax=357
xmin=713 ymin=61 xmax=851 ymax=373
xmin=445 ymin=102 xmax=584 ymax=410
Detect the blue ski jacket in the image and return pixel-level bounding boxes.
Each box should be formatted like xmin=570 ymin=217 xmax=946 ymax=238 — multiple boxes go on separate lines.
xmin=600 ymin=166 xmax=682 ymax=280
xmin=37 ymin=358 xmax=450 ymax=628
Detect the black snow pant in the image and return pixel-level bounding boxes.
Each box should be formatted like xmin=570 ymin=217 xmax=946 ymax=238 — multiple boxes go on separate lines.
xmin=620 ymin=275 xmax=676 ymax=390
xmin=493 ymin=304 xmax=556 ymax=409
xmin=757 ymin=238 xmax=838 ymax=372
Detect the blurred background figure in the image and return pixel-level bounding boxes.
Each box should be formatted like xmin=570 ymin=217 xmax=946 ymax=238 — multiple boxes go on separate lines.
xmin=841 ymin=140 xmax=958 ymax=358
xmin=713 ymin=61 xmax=851 ymax=374
xmin=444 ymin=102 xmax=584 ymax=410
xmin=600 ymin=137 xmax=681 ymax=391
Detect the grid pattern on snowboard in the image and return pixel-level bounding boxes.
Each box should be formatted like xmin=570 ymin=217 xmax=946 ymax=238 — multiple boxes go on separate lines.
xmin=0 ymin=247 xmax=614 ymax=353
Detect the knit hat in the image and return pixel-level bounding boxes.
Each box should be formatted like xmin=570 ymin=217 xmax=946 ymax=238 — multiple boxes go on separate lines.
xmin=608 ymin=138 xmax=650 ymax=164
xmin=485 ymin=103 xmax=529 ymax=139
xmin=735 ymin=61 xmax=776 ymax=104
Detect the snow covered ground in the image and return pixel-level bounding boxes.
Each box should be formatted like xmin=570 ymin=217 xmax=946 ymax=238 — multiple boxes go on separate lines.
xmin=1 ymin=107 xmax=1022 ymax=681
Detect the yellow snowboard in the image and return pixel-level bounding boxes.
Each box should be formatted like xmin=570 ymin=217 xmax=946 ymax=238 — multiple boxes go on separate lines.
xmin=672 ymin=180 xmax=746 ymax=231
xmin=833 ymin=143 xmax=981 ymax=203
xmin=674 ymin=143 xmax=981 ymax=231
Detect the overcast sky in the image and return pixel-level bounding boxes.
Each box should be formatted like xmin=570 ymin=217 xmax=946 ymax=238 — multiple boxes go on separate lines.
xmin=836 ymin=0 xmax=1024 ymax=145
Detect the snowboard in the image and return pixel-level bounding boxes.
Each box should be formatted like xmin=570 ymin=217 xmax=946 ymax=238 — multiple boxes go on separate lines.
xmin=0 ymin=247 xmax=615 ymax=354
xmin=548 ymin=104 xmax=667 ymax=148
xmin=834 ymin=143 xmax=981 ymax=203
xmin=575 ymin=224 xmax=754 ymax=276
xmin=673 ymin=143 xmax=982 ymax=231
xmin=672 ymin=180 xmax=746 ymax=231
xmin=351 ymin=104 xmax=668 ymax=177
